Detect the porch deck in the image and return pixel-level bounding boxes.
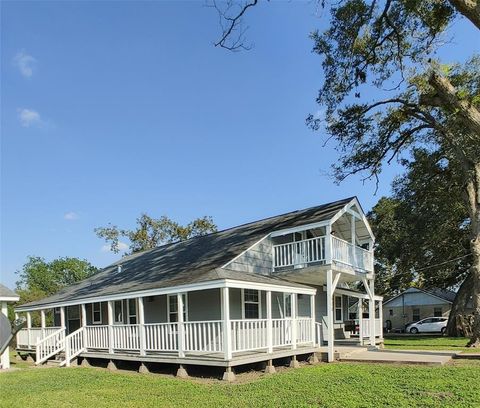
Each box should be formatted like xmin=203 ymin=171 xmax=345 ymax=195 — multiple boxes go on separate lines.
xmin=80 ymin=344 xmax=319 ymax=368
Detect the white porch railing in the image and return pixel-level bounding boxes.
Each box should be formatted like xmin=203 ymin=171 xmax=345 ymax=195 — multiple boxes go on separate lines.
xmin=85 ymin=325 xmax=109 ymax=349
xmin=17 ymin=327 xmax=62 ymax=349
xmin=273 ymin=236 xmax=326 ymax=268
xmin=331 ymin=236 xmax=373 ymax=272
xmin=35 ymin=327 xmax=65 ymax=365
xmin=61 ymin=327 xmax=85 ymax=367
xmin=184 ymin=321 xmax=223 ymax=352
xmin=112 ymin=324 xmax=140 ymax=350
xmin=231 ymin=319 xmax=268 ymax=352
xmin=296 ymin=318 xmax=314 ymax=344
xmin=144 ymin=322 xmax=178 ymax=352
xmin=361 ymin=319 xmax=383 ymax=338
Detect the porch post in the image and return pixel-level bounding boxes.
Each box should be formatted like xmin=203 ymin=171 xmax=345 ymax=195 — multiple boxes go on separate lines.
xmin=291 ymin=293 xmax=297 ymax=350
xmin=27 ymin=312 xmax=32 ymax=348
xmin=266 ymin=291 xmax=273 ymax=354
xmin=107 ymin=301 xmax=114 ymax=354
xmin=60 ymin=307 xmax=66 ymax=329
xmin=310 ymin=294 xmax=316 ymax=347
xmin=1 ymin=302 xmax=9 ymax=369
xmin=358 ymin=299 xmax=363 ymax=346
xmin=378 ymin=299 xmax=384 ymax=340
xmin=326 ymin=269 xmax=335 ymax=362
xmin=40 ymin=309 xmax=46 ymax=338
xmin=138 ymin=297 xmax=146 ymax=356
xmin=81 ymin=304 xmax=87 ymax=349
xmin=351 ymin=213 xmax=357 ymax=268
xmin=177 ymin=293 xmax=185 ymax=358
xmin=325 ymin=224 xmax=332 ymax=264
xmin=369 ymin=280 xmax=376 ymax=346
xmin=222 ymin=287 xmax=232 ymax=360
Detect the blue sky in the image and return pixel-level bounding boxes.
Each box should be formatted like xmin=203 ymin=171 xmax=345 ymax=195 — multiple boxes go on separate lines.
xmin=1 ymin=1 xmax=478 ymax=289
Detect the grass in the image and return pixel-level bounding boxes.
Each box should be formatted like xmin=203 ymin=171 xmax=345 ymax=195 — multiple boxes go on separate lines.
xmin=384 ymin=336 xmax=480 ymax=353
xmin=1 ymin=360 xmax=480 ymax=408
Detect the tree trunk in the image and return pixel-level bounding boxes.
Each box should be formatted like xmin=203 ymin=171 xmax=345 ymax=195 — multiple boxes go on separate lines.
xmin=466 ymin=163 xmax=480 ymax=347
xmin=447 ymin=272 xmax=473 ymax=336
xmin=449 ymin=0 xmax=480 ymax=31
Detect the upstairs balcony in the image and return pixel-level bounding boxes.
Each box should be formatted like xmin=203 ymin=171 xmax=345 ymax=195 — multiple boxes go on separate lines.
xmin=271 ymin=208 xmax=374 ymax=274
xmin=273 ymin=235 xmax=373 ymax=273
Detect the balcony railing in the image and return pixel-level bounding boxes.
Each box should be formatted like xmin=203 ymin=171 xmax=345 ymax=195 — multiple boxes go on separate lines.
xmin=273 ymin=236 xmax=326 ymax=268
xmin=331 ymin=236 xmax=373 ymax=272
xmin=273 ymin=235 xmax=373 ymax=272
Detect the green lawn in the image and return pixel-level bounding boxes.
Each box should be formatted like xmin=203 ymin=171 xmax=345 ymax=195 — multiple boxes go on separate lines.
xmin=384 ymin=336 xmax=480 ymax=353
xmin=1 ymin=360 xmax=480 ymax=408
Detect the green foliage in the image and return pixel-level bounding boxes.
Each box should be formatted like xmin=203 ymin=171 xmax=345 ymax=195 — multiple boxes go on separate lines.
xmin=14 ymin=256 xmax=98 ymax=324
xmin=95 ymin=214 xmax=217 ymax=254
xmin=1 ymin=361 xmax=480 ymax=407
xmin=369 ymin=148 xmax=471 ymax=296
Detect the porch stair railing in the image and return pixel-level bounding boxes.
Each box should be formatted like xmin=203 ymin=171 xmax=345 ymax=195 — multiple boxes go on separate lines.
xmin=35 ymin=327 xmax=66 ymax=365
xmin=60 ymin=327 xmax=86 ymax=367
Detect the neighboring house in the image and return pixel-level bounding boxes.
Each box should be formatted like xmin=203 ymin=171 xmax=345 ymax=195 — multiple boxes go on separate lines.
xmin=15 ymin=197 xmax=383 ymax=380
xmin=383 ymin=287 xmax=462 ymax=332
xmin=0 ymin=284 xmax=20 ymax=370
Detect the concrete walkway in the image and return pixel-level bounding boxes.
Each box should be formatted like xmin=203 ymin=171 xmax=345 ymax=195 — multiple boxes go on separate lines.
xmin=339 ymin=349 xmax=455 ymax=365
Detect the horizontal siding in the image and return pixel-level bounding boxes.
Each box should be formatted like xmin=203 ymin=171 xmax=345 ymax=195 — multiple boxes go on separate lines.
xmin=227 ymin=237 xmax=273 ymax=275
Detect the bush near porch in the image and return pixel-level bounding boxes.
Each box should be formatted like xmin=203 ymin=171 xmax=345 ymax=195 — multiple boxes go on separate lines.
xmin=384 ymin=336 xmax=479 ymax=353
xmin=1 ymin=360 xmax=480 ymax=408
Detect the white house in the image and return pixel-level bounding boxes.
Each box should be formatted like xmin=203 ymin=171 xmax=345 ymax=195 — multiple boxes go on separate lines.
xmin=15 ymin=197 xmax=383 ymax=380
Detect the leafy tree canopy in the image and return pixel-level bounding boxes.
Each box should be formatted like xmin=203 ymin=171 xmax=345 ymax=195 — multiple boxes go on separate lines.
xmin=95 ymin=214 xmax=217 ymax=254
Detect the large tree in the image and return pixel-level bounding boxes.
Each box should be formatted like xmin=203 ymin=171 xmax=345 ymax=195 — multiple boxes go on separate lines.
xmin=14 ymin=256 xmax=98 ymax=324
xmin=95 ymin=214 xmax=217 ymax=254
xmin=368 ymin=148 xmax=473 ymax=335
xmin=212 ymin=0 xmax=480 ymax=345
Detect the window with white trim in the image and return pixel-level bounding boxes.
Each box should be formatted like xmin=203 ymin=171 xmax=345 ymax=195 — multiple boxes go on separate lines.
xmin=92 ymin=302 xmax=102 ymax=324
xmin=128 ymin=299 xmax=137 ymax=324
xmin=114 ymin=300 xmax=124 ymax=324
xmin=434 ymin=307 xmax=442 ymax=317
xmin=334 ymin=295 xmax=343 ymax=323
xmin=243 ymin=289 xmax=260 ymax=319
xmin=168 ymin=294 xmax=188 ymax=323
xmin=284 ymin=293 xmax=292 ymax=318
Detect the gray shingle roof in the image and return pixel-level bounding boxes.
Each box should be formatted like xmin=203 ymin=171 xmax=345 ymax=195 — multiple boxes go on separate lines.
xmin=0 ymin=283 xmax=18 ymax=299
xmin=19 ymin=197 xmax=353 ymax=309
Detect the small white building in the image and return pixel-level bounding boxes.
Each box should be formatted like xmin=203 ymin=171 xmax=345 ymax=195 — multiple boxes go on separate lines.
xmin=0 ymin=284 xmax=20 ymax=370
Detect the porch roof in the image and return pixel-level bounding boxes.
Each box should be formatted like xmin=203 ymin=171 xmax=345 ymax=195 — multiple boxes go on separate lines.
xmin=16 ymin=198 xmax=353 ymax=311
xmin=0 ymin=283 xmax=19 ymax=302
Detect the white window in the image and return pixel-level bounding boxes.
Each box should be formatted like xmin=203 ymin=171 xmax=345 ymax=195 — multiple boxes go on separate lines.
xmin=92 ymin=302 xmax=102 ymax=324
xmin=242 ymin=289 xmax=261 ymax=319
xmin=334 ymin=295 xmax=343 ymax=323
xmin=114 ymin=300 xmax=124 ymax=324
xmin=168 ymin=294 xmax=188 ymax=323
xmin=283 ymin=293 xmax=292 ymax=318
xmin=128 ymin=299 xmax=137 ymax=324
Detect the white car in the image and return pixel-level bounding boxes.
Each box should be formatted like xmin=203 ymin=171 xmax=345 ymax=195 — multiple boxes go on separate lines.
xmin=406 ymin=317 xmax=448 ymax=334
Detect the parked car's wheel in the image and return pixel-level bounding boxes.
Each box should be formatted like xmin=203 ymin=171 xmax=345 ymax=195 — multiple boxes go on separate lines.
xmin=410 ymin=327 xmax=419 ymax=334
xmin=441 ymin=327 xmax=447 ymax=335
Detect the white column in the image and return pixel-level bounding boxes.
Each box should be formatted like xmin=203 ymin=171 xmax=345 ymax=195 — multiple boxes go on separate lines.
xmin=222 ymin=287 xmax=232 ymax=360
xmin=266 ymin=291 xmax=273 ymax=354
xmin=107 ymin=301 xmax=114 ymax=353
xmin=326 ymin=269 xmax=335 ymax=362
xmin=1 ymin=302 xmax=10 ymax=369
xmin=369 ymin=279 xmax=376 ymax=346
xmin=351 ymin=213 xmax=357 ymax=268
xmin=81 ymin=304 xmax=87 ymax=349
xmin=60 ymin=307 xmax=66 ymax=329
xmin=177 ymin=293 xmax=185 ymax=358
xmin=291 ymin=293 xmax=297 ymax=350
xmin=379 ymin=299 xmax=384 ymax=339
xmin=40 ymin=310 xmax=46 ymax=338
xmin=15 ymin=312 xmax=19 ymax=320
xmin=325 ymin=224 xmax=332 ymax=264
xmin=138 ymin=297 xmax=146 ymax=356
xmin=310 ymin=294 xmax=316 ymax=347
xmin=358 ymin=299 xmax=363 ymax=346
xmin=26 ymin=312 xmax=32 ymax=348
